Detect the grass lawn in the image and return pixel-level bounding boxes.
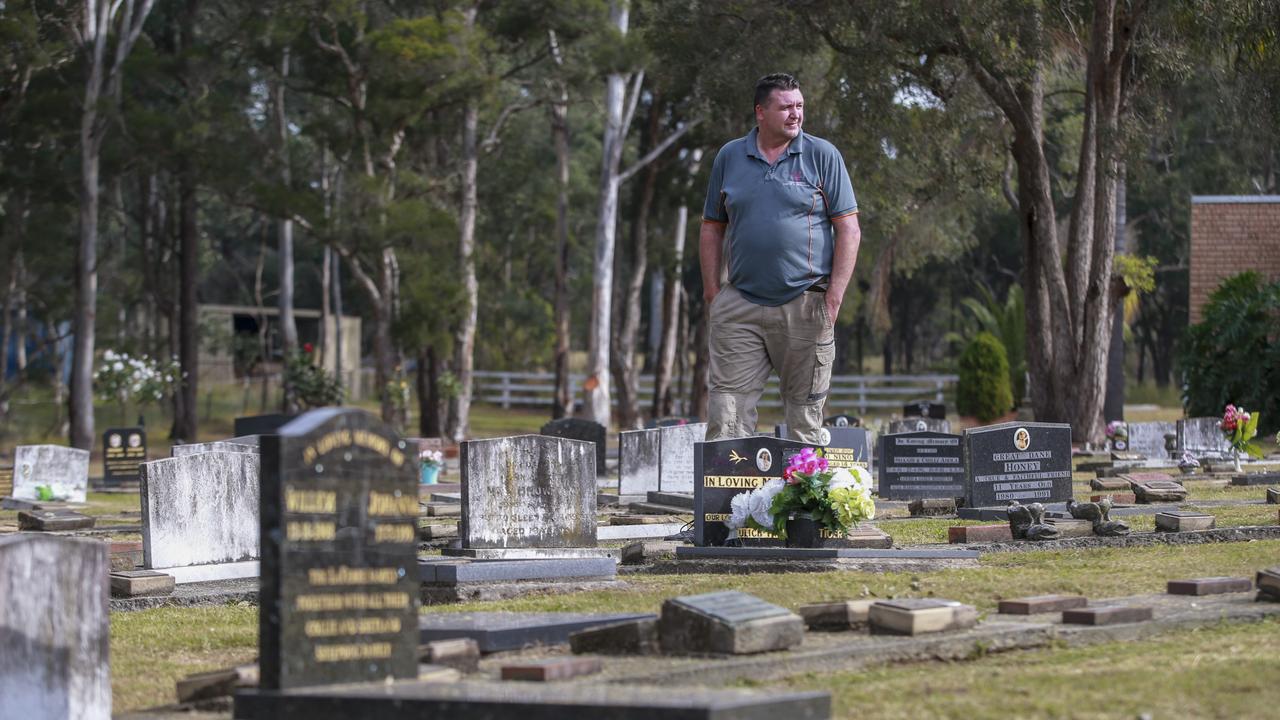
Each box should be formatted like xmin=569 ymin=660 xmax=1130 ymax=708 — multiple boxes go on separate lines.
xmin=108 ymin=540 xmax=1280 ymax=713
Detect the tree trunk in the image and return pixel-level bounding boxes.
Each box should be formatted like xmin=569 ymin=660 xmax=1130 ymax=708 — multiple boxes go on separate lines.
xmin=174 ymin=162 xmax=199 ymax=441
xmin=71 ymin=113 xmax=101 ymax=451
xmin=653 ymin=148 xmax=701 ymax=418
xmin=586 ymin=0 xmax=631 ymax=429
xmin=1104 ymin=167 xmax=1127 ymax=422
xmin=448 ymin=98 xmax=480 ymax=441
xmin=275 ymin=47 xmax=298 ymax=413
xmin=418 ymin=345 xmax=443 ymax=437
xmin=690 ymin=297 xmax=710 ymax=420
xmin=550 ymin=83 xmax=573 ymax=419
xmin=611 ymin=112 xmax=658 ymax=430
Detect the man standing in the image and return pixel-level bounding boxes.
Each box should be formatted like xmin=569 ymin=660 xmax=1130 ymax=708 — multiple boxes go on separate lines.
xmin=699 ymin=73 xmax=861 ymax=444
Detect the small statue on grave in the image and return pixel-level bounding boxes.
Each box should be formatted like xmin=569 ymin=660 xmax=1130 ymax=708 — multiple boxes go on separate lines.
xmin=1067 ymin=497 xmax=1131 ymax=537
xmin=1007 ymin=501 xmax=1060 ymax=541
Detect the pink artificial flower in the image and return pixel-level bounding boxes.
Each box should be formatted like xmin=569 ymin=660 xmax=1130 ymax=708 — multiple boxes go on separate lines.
xmin=817 ymin=457 xmax=829 ymax=472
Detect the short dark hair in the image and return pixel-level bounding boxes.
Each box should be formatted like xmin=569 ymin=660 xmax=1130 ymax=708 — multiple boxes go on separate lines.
xmin=754 ymin=73 xmax=800 ymax=109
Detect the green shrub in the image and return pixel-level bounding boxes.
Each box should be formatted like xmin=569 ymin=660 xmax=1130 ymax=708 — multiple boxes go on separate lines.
xmin=1179 ymin=272 xmax=1280 ymax=434
xmin=957 ymin=332 xmax=1013 ymax=421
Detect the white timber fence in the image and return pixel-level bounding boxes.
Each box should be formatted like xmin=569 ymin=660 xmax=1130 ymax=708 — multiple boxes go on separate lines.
xmin=473 ymin=370 xmax=958 ymax=416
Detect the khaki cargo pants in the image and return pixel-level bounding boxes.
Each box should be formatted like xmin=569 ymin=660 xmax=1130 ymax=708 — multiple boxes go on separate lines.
xmin=707 ymin=285 xmax=834 ymax=444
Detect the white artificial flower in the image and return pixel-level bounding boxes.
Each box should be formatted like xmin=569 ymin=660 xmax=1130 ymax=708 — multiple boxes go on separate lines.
xmin=728 ymin=492 xmax=752 ymax=529
xmin=827 ymin=468 xmax=856 ymax=490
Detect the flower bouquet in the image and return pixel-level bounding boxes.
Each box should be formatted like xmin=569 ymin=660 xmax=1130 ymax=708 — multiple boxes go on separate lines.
xmin=1105 ymin=421 xmax=1128 ymax=451
xmin=726 ymin=448 xmax=875 ymax=546
xmin=1177 ymin=451 xmax=1200 ymax=475
xmin=419 ymin=448 xmax=444 ymax=485
xmin=1221 ymin=404 xmax=1263 ymax=472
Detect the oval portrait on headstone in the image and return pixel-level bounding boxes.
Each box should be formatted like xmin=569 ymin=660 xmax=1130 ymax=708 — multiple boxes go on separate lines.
xmin=756 ymin=448 xmax=773 ymax=472
xmin=108 ymin=433 xmax=122 ymax=448
xmin=1014 ymin=427 xmax=1031 ymax=451
xmin=916 ymin=420 xmax=928 ymax=432
xmin=835 ymin=416 xmax=849 ymax=428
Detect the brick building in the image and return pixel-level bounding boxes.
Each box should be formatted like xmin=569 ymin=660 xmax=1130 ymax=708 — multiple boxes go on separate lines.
xmin=1189 ymin=195 xmax=1280 ymax=324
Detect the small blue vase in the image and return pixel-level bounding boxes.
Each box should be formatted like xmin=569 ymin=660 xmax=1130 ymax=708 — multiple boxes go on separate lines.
xmin=420 ymin=464 xmax=440 ymax=485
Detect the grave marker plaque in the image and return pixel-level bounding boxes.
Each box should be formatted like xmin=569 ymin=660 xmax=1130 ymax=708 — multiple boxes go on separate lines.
xmin=694 ymin=436 xmax=805 ymax=546
xmin=963 ymin=422 xmax=1072 ymax=507
xmin=102 ymin=427 xmax=147 ymax=486
xmin=878 ymin=431 xmax=964 ymax=500
xmin=259 ymin=408 xmax=420 ymax=690
xmin=540 ymin=418 xmax=607 ymax=476
xmin=460 ymin=434 xmax=596 ymax=549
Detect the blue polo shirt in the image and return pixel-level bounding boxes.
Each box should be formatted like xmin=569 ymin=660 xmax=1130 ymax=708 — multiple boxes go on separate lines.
xmin=703 ymin=127 xmax=857 ymax=306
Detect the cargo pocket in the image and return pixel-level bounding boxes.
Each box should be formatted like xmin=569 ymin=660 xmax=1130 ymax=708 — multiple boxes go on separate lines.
xmin=807 ymin=340 xmax=835 ymax=402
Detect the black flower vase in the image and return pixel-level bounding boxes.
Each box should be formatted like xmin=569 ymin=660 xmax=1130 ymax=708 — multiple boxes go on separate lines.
xmin=785 ymin=512 xmax=822 ymax=548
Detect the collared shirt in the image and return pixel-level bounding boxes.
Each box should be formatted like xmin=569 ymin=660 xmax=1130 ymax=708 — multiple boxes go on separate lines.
xmin=702 ymin=127 xmax=857 ymax=306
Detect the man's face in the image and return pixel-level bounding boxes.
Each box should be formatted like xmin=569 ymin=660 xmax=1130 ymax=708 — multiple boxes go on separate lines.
xmin=755 ymin=88 xmax=803 ymax=141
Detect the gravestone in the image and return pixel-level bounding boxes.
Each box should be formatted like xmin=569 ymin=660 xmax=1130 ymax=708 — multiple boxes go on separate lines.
xmin=868 ymin=598 xmax=977 ymax=635
xmin=140 ymin=452 xmax=260 ymax=574
xmin=540 ymin=418 xmax=607 ymax=476
xmin=234 ymin=413 xmax=296 ymax=437
xmin=258 ymin=408 xmax=421 ymax=690
xmin=1231 ymin=472 xmax=1280 ymax=486
xmin=102 ymin=427 xmax=147 ymax=486
xmin=887 ymin=418 xmax=952 ymax=434
xmin=0 ymin=464 xmax=12 ymax=498
xmin=878 ymin=431 xmax=964 ymax=500
xmin=963 ymin=422 xmax=1072 ymax=507
xmin=694 ymin=436 xmax=805 ymax=546
xmin=173 ymin=438 xmax=259 ymax=457
xmin=658 ymin=590 xmax=804 ymax=655
xmin=821 ymin=427 xmax=873 ymax=476
xmin=1179 ymin=417 xmax=1231 ymax=458
xmin=12 ymin=445 xmax=90 ymax=503
xmin=460 ymin=434 xmax=596 ymax=549
xmin=619 ymin=429 xmax=660 ymax=496
xmin=1124 ymin=421 xmax=1176 ymax=460
xmin=824 ymin=413 xmax=861 ymax=428
xmin=0 ymin=535 xmax=110 ymax=719
xmin=903 ymin=401 xmax=946 ymax=420
xmin=418 ymin=612 xmax=655 ymax=653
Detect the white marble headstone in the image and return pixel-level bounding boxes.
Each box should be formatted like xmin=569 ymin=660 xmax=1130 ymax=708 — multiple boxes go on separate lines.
xmin=657 ymin=423 xmax=707 ymax=493
xmin=0 ymin=535 xmax=110 ymax=720
xmin=140 ymin=451 xmax=260 ymax=569
xmin=1124 ymin=421 xmax=1176 ymax=460
xmin=12 ymin=445 xmax=90 ymax=503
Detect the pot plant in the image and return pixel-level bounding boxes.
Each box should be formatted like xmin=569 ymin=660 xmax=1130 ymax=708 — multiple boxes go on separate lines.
xmin=725 ymin=448 xmax=875 ymax=547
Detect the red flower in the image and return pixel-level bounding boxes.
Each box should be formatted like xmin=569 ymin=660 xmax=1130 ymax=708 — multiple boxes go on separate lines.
xmin=303 ymin=343 xmax=314 ymax=354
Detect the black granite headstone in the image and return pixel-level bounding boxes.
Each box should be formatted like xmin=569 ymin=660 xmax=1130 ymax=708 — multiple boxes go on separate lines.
xmin=694 ymin=436 xmax=806 ymax=546
xmin=904 ymin=401 xmax=946 ymax=420
xmin=878 ymin=431 xmax=964 ymax=500
xmin=235 ymin=413 xmax=296 ymax=438
xmin=258 ymin=408 xmax=420 ymax=690
xmin=963 ymin=422 xmax=1072 ymax=507
xmin=102 ymin=427 xmax=147 ymax=486
xmin=540 ymin=418 xmax=607 ymax=476
xmin=824 ymin=414 xmax=861 ymax=428
xmin=821 ymin=427 xmax=873 ymax=477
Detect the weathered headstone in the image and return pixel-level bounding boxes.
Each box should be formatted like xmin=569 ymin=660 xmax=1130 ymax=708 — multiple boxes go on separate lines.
xmin=620 ymin=423 xmax=707 ymax=496
xmin=234 ymin=413 xmax=295 ymax=437
xmin=694 ymin=436 xmax=804 ymax=547
xmin=878 ymin=431 xmax=964 ymax=500
xmin=1154 ymin=511 xmax=1214 ymax=532
xmin=887 ymin=417 xmax=952 ymax=434
xmin=12 ymin=444 xmax=90 ymax=503
xmin=963 ymin=422 xmax=1072 ymax=507
xmin=569 ymin=618 xmax=660 ymax=655
xmin=1126 ymin=473 xmax=1188 ymax=503
xmin=102 ymin=427 xmax=147 ymax=486
xmin=460 ymin=434 xmax=596 ymax=549
xmin=173 ymin=438 xmax=259 ymax=457
xmin=0 ymin=535 xmax=110 ymax=719
xmin=947 ymin=524 xmax=1012 ymax=543
xmin=1124 ymin=421 xmax=1177 ymax=460
xmin=1257 ymin=567 xmax=1280 ymax=601
xmin=658 ymin=591 xmax=804 ymax=655
xmin=1231 ymin=472 xmax=1280 ymax=486
xmin=540 ymin=418 xmax=607 ymax=476
xmin=109 ymin=570 xmax=175 ymax=598
xmin=258 ymin=408 xmax=421 ymax=690
xmin=140 ymin=452 xmax=260 ymax=573
xmin=1178 ymin=417 xmax=1232 ymax=458
xmin=903 ymin=401 xmax=946 ymax=420
xmin=18 ymin=509 xmax=95 ymax=531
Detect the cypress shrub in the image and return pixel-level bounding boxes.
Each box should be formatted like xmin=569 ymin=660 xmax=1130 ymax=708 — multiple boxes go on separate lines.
xmin=957 ymin=332 xmax=1014 ymax=421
